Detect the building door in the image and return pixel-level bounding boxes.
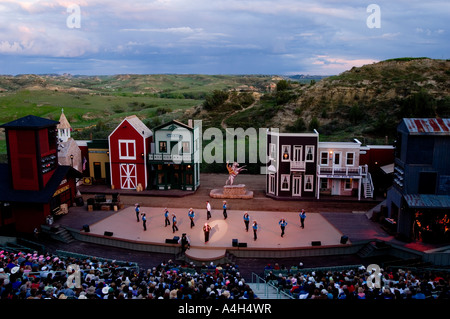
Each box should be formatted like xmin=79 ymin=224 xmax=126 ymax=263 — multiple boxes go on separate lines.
xmin=105 ymin=163 xmax=111 ymax=186
xmin=292 ymin=175 xmax=302 ymax=196
xmin=170 ymin=165 xmax=181 ymax=189
xmin=293 ymin=146 xmax=303 ymax=162
xmin=93 ymin=162 xmax=102 ymax=180
xmin=332 ymin=179 xmax=340 ymax=195
xmin=119 ymin=164 xmax=137 ymax=189
xmin=268 ymin=173 xmax=275 ymax=194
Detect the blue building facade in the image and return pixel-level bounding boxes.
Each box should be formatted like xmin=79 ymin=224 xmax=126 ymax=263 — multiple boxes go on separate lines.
xmin=386 ymin=118 xmax=450 ymax=243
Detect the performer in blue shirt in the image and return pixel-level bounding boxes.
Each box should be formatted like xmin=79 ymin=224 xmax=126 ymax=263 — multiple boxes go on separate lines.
xmin=188 ymin=208 xmax=195 ymax=228
xmin=279 ymin=218 xmax=288 ymax=237
xmin=243 ymin=212 xmax=250 ymax=232
xmin=172 ymin=213 xmax=179 ymax=233
xmin=299 ymin=209 xmax=306 ymax=229
xmin=252 ymin=221 xmax=258 ymax=240
xmin=223 ymin=201 xmax=227 ymax=220
xmin=164 ymin=208 xmax=170 ymax=227
xmin=141 ymin=213 xmax=147 ymax=231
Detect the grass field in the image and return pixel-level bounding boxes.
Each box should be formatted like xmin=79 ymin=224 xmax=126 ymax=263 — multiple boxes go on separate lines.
xmin=0 ymin=74 xmax=276 ymax=155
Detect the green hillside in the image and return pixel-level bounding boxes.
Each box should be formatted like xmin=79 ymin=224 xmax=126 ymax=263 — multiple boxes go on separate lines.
xmin=1 ymin=58 xmax=449 ymax=155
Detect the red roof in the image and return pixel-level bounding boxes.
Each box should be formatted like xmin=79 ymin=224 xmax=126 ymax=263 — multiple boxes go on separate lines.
xmin=403 ymin=118 xmax=450 ymax=135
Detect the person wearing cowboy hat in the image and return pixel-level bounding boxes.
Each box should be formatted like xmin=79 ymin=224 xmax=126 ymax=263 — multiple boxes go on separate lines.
xmin=188 ymin=208 xmax=195 ymax=228
xmin=135 ymin=204 xmax=140 ymax=222
xmin=172 ymin=213 xmax=179 ymax=233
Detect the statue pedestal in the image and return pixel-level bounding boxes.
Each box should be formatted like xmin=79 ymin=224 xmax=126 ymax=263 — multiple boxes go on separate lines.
xmin=209 ymin=184 xmax=253 ymax=199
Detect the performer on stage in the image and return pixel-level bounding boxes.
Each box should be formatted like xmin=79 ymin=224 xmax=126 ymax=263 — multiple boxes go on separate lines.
xmin=243 ymin=212 xmax=250 ymax=232
xmin=223 ymin=201 xmax=228 ymax=220
xmin=179 ymin=233 xmax=190 ymax=254
xmin=135 ymin=204 xmax=140 ymax=222
xmin=206 ymin=201 xmax=211 ymax=220
xmin=279 ymin=218 xmax=287 ymax=237
xmin=172 ymin=213 xmax=179 ymax=233
xmin=299 ymin=209 xmax=306 ymax=229
xmin=252 ymin=221 xmax=258 ymax=240
xmin=141 ymin=213 xmax=147 ymax=231
xmin=164 ymin=208 xmax=170 ymax=227
xmin=203 ymin=223 xmax=212 ymax=243
xmin=188 ymin=208 xmax=195 ymax=228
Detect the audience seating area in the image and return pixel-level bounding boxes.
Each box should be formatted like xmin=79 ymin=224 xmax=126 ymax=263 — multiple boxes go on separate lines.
xmin=1 ymin=239 xmax=450 ymax=300
xmin=263 ymin=262 xmax=450 ymax=299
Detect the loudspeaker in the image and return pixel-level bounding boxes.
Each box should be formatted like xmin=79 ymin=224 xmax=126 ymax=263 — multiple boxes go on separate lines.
xmin=232 ymin=239 xmax=239 ymax=247
xmin=311 ymin=241 xmax=321 ymax=246
xmin=238 ymin=242 xmax=247 ymax=248
xmin=165 ymin=238 xmax=178 ymax=244
xmin=83 ymin=224 xmax=90 ymax=232
xmin=340 ymin=235 xmax=348 ymax=244
xmin=104 ymin=231 xmax=113 ymax=236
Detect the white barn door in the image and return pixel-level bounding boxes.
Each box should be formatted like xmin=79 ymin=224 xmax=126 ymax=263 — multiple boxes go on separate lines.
xmin=120 ymin=164 xmax=137 ymax=189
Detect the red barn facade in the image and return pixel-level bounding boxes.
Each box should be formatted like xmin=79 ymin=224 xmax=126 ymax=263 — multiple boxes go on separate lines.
xmin=108 ymin=115 xmax=152 ymax=190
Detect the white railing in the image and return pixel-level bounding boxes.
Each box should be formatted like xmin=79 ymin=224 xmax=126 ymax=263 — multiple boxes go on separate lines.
xmin=291 ymin=161 xmax=306 ymax=171
xmin=363 ymin=172 xmax=374 ymax=198
xmin=317 ymin=164 xmax=368 ymax=177
xmin=148 ymin=153 xmax=192 ymax=163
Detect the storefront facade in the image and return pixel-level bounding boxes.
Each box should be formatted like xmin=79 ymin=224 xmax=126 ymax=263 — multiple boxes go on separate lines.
xmin=148 ymin=120 xmax=200 ymax=191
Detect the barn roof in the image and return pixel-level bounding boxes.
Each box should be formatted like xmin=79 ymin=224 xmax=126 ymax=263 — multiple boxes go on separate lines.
xmin=109 ymin=115 xmax=152 ymax=139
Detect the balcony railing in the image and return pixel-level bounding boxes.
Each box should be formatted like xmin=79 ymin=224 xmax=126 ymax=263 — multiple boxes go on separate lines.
xmin=317 ymin=164 xmax=368 ymax=177
xmin=148 ymin=153 xmax=193 ymax=163
xmin=291 ymin=161 xmax=306 ymax=171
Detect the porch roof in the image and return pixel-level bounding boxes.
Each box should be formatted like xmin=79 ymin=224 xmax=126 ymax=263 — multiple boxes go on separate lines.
xmin=404 ymin=194 xmax=450 ymax=209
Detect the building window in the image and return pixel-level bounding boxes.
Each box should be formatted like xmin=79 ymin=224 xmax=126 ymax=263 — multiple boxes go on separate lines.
xmin=305 ymin=146 xmax=315 ymax=162
xmin=304 ymin=175 xmax=313 ymax=191
xmin=182 ymin=141 xmax=190 ymax=153
xmin=345 ymin=179 xmax=352 ymax=190
xmin=320 ymin=178 xmax=328 ymax=190
xmin=185 ymin=173 xmax=193 ymax=185
xmin=159 ymin=141 xmax=167 ymax=153
xmin=119 ymin=140 xmax=136 ymax=160
xmin=320 ymin=152 xmax=328 ymax=166
xmin=333 ymin=152 xmax=341 ymax=166
xmin=281 ymin=174 xmax=290 ymax=191
xmin=157 ymin=173 xmax=165 ymax=185
xmin=282 ymin=145 xmax=290 ymax=161
xmin=346 ymin=152 xmax=354 ymax=166
xmin=269 ymin=143 xmax=277 ymax=160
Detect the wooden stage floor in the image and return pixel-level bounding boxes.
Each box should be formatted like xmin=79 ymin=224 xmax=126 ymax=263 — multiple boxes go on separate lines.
xmin=84 ymin=205 xmax=347 ymax=260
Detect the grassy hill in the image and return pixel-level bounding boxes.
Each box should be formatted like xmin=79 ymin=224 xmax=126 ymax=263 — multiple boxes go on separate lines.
xmin=1 ymin=58 xmax=449 ymax=155
xmin=252 ymin=57 xmax=450 ymax=144
xmin=0 ymin=74 xmax=274 ymax=139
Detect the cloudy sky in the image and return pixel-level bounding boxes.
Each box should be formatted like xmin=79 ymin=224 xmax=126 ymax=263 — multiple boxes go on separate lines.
xmin=0 ymin=0 xmax=448 ymax=75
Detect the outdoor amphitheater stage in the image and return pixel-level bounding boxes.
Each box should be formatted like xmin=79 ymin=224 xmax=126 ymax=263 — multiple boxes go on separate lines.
xmin=82 ymin=205 xmax=348 ymax=261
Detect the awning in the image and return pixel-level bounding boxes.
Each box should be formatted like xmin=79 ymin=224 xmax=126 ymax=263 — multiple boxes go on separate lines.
xmin=380 ymin=163 xmax=394 ymax=174
xmin=404 ymin=194 xmax=450 ymax=209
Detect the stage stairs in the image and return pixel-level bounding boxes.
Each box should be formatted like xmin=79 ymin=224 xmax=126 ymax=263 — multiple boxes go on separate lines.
xmin=249 ymin=273 xmax=294 ymax=299
xmin=41 ymin=224 xmax=76 ymax=244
